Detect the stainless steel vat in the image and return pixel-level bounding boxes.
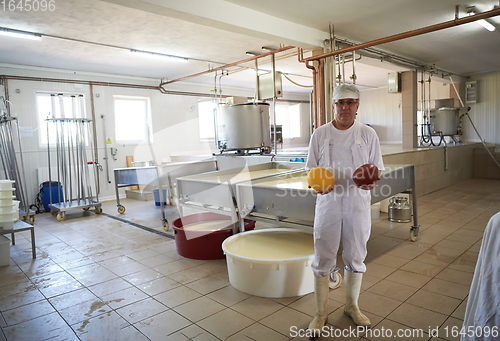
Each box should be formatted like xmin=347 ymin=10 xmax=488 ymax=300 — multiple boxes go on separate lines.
xmin=217 ymin=103 xmax=270 ymax=152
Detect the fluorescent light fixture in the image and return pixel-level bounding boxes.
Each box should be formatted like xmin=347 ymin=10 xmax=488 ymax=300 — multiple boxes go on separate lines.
xmin=129 ymin=49 xmax=188 ymax=63
xmin=466 ymin=6 xmax=496 ymax=32
xmin=477 ymin=18 xmax=496 ymax=31
xmin=0 ymin=28 xmax=41 ymax=40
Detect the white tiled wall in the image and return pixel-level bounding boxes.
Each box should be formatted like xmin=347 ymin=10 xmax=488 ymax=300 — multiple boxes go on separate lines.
xmin=382 ymin=143 xmax=478 ymax=196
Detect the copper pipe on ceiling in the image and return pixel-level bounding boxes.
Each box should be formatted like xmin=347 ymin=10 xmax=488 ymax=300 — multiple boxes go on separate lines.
xmin=300 ymin=47 xmax=318 ymax=130
xmin=316 ymin=58 xmax=325 ymax=127
xmin=1 ymin=75 xmax=221 ymax=97
xmin=159 ymin=45 xmax=295 ymax=87
xmin=302 ymin=7 xmax=500 ymax=62
xmin=0 ymin=75 xmax=159 ymax=90
xmin=303 ymin=57 xmax=326 ymax=130
xmin=0 ymin=75 xmax=309 ymax=103
xmin=304 ymin=60 xmax=317 ymax=130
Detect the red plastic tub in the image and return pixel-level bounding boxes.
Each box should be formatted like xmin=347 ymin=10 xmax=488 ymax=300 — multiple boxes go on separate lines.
xmin=172 ymin=212 xmax=256 ymax=260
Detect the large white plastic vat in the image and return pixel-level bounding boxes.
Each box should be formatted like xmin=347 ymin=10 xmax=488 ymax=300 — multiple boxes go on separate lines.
xmin=222 ymin=228 xmax=314 ymax=298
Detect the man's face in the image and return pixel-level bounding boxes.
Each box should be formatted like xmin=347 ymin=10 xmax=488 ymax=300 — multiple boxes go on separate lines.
xmin=333 ymin=98 xmax=359 ymax=129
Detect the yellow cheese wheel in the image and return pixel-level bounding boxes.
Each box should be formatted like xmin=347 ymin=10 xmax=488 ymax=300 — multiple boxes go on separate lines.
xmin=307 ymin=167 xmax=335 ymax=192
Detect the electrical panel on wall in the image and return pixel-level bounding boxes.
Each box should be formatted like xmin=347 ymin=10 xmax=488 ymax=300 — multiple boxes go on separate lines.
xmin=465 ymin=81 xmax=477 ymax=103
xmin=258 ymin=71 xmax=283 ymax=100
xmin=388 ymin=72 xmax=401 ymax=93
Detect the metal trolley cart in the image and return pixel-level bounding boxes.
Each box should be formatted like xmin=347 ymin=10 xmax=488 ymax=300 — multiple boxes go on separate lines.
xmin=235 ymin=164 xmax=420 ymax=241
xmin=45 ymin=116 xmax=101 ymax=222
xmin=113 ymin=160 xmax=218 ymax=229
xmin=176 ymin=162 xmax=303 ymax=233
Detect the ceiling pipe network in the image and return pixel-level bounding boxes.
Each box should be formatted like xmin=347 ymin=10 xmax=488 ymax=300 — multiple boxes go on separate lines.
xmin=301 ymin=6 xmax=500 ymax=63
xmin=299 ymin=5 xmax=500 ymax=128
xmin=159 ymin=46 xmax=295 ymax=87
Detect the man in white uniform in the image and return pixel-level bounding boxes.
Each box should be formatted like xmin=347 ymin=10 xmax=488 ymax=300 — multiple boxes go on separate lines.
xmin=306 ymin=84 xmax=384 ymax=333
xmin=461 ymin=211 xmax=500 ymax=341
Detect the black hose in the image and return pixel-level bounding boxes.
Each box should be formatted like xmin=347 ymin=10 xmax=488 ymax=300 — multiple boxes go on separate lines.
xmin=420 ymin=123 xmax=431 ymax=146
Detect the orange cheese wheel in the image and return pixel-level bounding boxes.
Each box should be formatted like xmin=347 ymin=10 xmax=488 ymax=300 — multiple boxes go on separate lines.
xmin=307 ymin=167 xmax=335 ymax=192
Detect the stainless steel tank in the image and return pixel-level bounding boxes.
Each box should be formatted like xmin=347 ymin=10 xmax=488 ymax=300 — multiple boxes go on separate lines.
xmin=430 ymin=108 xmax=459 ymax=135
xmin=217 ymin=103 xmax=271 ymax=152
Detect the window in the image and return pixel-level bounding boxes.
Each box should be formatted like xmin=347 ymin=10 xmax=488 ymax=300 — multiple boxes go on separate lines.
xmin=36 ymin=93 xmax=86 ymax=145
xmin=114 ymin=96 xmax=152 ymax=144
xmin=275 ymin=103 xmax=301 ymax=138
xmin=198 ymin=100 xmax=216 ymax=139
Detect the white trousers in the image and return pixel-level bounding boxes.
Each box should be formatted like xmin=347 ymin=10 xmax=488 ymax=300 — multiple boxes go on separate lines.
xmin=311 ymin=186 xmax=371 ymax=277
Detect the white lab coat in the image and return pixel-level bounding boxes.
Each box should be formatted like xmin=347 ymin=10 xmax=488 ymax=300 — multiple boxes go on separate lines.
xmin=461 ymin=211 xmax=500 ymax=341
xmin=306 ymin=120 xmax=384 ymax=277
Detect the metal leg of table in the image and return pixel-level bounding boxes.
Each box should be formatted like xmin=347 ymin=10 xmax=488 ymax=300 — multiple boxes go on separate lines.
xmin=3 ymin=221 xmax=36 ymax=259
xmin=31 ymin=227 xmax=36 ymax=259
xmin=409 ymin=167 xmax=420 ymax=241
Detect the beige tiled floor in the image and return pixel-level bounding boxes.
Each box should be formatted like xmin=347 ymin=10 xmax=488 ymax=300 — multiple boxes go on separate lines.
xmin=1 ymin=178 xmax=500 ymax=340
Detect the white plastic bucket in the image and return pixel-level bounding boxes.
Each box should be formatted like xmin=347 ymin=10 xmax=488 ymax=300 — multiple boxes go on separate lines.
xmin=0 ymin=198 xmax=14 ymax=206
xmin=0 ymin=221 xmax=14 ymax=231
xmin=0 ymin=180 xmax=14 ymax=190
xmin=0 ymin=204 xmax=17 ymax=214
xmin=0 ymin=212 xmax=17 ymax=224
xmin=0 ymin=189 xmax=15 ymax=199
xmin=222 ymin=228 xmax=315 ymax=298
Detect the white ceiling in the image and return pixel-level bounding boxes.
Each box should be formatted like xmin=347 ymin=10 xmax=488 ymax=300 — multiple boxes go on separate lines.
xmin=1 ymin=0 xmax=500 ymax=95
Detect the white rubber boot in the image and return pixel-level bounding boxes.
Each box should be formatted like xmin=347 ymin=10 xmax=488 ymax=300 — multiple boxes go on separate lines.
xmin=308 ymin=276 xmax=329 ymax=335
xmin=343 ymin=271 xmax=371 ymax=327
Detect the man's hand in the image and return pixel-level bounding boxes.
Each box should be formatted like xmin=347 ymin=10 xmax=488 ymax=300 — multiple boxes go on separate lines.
xmin=308 ymin=185 xmax=334 ymax=195
xmin=357 ymin=182 xmax=377 ymax=190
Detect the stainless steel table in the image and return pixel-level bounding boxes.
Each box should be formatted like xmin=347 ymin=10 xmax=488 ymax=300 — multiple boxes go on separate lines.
xmin=235 ymin=164 xmax=420 ymax=241
xmin=176 ymin=162 xmax=304 ymax=232
xmin=113 ymin=159 xmax=218 ymax=228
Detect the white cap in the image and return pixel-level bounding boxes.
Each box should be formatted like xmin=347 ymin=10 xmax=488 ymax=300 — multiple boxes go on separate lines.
xmin=332 ymin=84 xmax=360 ymax=101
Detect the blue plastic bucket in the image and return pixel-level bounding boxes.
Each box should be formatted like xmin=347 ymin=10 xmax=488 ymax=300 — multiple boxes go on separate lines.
xmin=153 ymin=189 xmax=168 ymax=206
xmin=42 ymin=182 xmax=63 ymax=212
